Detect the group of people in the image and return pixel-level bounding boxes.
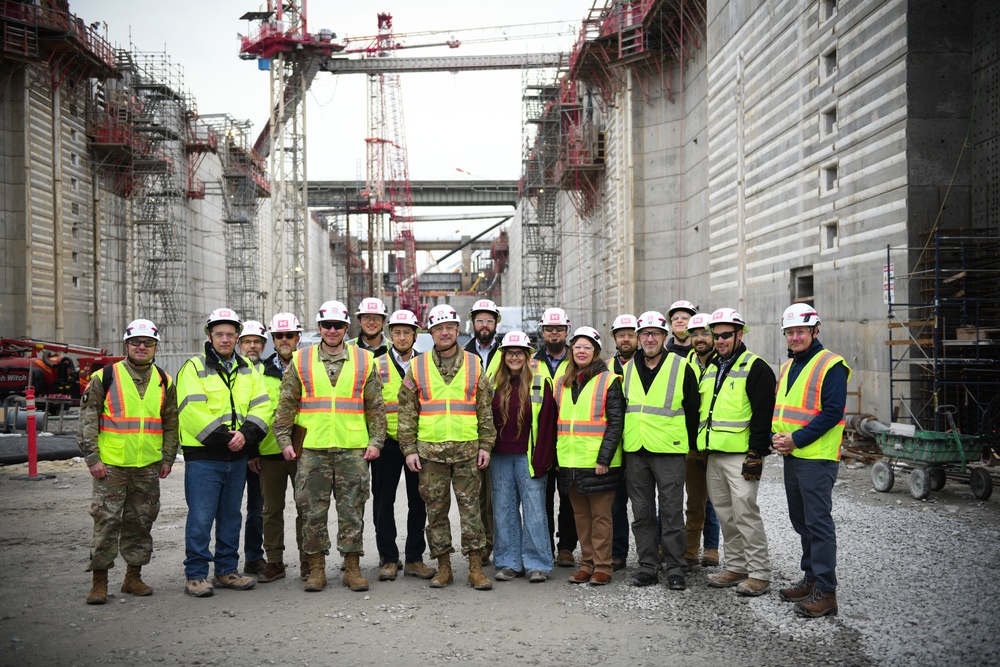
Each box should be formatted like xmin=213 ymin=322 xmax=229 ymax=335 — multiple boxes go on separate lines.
xmin=78 ymin=295 xmax=848 ymax=619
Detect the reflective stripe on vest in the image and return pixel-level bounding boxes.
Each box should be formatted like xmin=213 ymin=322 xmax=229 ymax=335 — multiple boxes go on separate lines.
xmin=97 ymin=361 xmax=167 ymax=467
xmin=177 ymin=355 xmax=264 ymax=446
xmin=697 ymin=350 xmax=758 ymax=453
xmin=256 ymin=370 xmax=284 ymax=456
xmin=773 ymin=350 xmax=851 ymax=461
xmin=378 ymin=354 xmax=402 ymax=439
xmin=413 ymin=351 xmax=481 ymax=442
xmin=293 ymin=345 xmax=371 ymax=449
xmin=622 ymin=354 xmax=687 ymax=454
xmin=555 ymin=371 xmax=622 ymax=468
xmin=532 ymin=356 xmax=569 ymax=384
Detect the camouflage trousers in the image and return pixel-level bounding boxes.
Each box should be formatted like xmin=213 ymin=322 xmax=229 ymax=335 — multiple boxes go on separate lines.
xmin=418 ymin=457 xmax=485 ymax=558
xmin=294 ymin=448 xmax=369 ymax=556
xmin=87 ymin=463 xmax=161 ymax=571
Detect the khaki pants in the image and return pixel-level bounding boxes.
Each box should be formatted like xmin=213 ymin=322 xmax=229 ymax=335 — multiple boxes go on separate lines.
xmin=706 ymin=452 xmax=771 ymax=580
xmin=569 ymin=488 xmax=615 ymax=576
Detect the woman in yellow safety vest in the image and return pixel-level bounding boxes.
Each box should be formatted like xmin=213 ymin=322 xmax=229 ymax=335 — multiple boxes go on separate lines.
xmin=555 ymin=327 xmax=625 ymax=586
xmin=490 ymin=331 xmax=558 ymax=584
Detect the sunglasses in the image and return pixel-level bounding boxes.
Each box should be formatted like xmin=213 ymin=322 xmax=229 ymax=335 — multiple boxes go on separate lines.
xmin=126 ymin=339 xmax=157 ymax=348
xmin=541 ymin=326 xmax=565 ymax=333
xmin=271 ymin=332 xmax=298 ymax=340
xmin=319 ymin=321 xmax=348 ymax=331
xmin=712 ymin=331 xmax=737 ymax=341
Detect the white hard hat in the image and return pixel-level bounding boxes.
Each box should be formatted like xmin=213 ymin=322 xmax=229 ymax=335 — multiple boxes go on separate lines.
xmin=387 ymin=309 xmax=420 ymax=330
xmin=356 ymin=297 xmax=388 ymax=318
xmin=205 ymin=308 xmax=242 ymax=335
xmin=239 ymin=320 xmax=268 ymax=340
xmin=686 ymin=312 xmax=713 ymax=332
xmin=570 ymin=326 xmax=602 ymax=351
xmin=611 ymin=314 xmax=637 ymax=333
xmin=499 ymin=330 xmax=532 ymax=350
xmin=668 ymin=300 xmax=698 ymax=318
xmin=123 ymin=318 xmax=160 ymax=342
xmin=781 ymin=303 xmax=821 ymax=330
xmin=269 ymin=312 xmax=303 ymax=333
xmin=636 ymin=311 xmax=669 ymax=333
xmin=540 ymin=307 xmax=570 ymax=328
xmin=710 ymin=307 xmax=749 ymax=333
xmin=426 ymin=303 xmax=461 ymax=329
xmin=469 ymin=299 xmax=502 ymax=323
xmin=316 ymin=300 xmax=350 ymax=324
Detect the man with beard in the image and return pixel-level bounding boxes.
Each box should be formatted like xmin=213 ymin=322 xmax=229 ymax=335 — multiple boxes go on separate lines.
xmin=532 ymin=307 xmax=578 ymax=568
xmin=463 ymin=299 xmax=503 ymax=562
xmin=609 ymin=314 xmax=638 ymax=571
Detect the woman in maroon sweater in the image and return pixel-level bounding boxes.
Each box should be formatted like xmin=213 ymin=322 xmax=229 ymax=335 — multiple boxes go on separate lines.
xmin=490 ymin=331 xmax=558 ymax=583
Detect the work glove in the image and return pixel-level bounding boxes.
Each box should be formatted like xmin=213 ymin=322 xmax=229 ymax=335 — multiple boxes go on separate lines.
xmin=741 ymin=452 xmax=763 ymax=481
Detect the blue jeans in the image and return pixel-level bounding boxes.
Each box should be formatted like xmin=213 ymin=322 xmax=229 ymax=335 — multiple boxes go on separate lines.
xmin=704 ymin=498 xmax=720 ymax=549
xmin=184 ymin=459 xmax=247 ymax=580
xmin=244 ymin=467 xmax=264 ymax=563
xmin=490 ymin=453 xmax=551 ymax=573
xmin=784 ymin=456 xmax=839 ymax=592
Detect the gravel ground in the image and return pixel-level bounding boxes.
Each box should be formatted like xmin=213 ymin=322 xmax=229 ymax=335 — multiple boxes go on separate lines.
xmin=0 ymin=455 xmax=997 ymax=666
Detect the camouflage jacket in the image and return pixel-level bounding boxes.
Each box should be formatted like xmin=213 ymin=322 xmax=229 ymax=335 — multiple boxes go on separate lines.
xmin=397 ymin=348 xmax=496 ymax=463
xmin=76 ymin=361 xmax=179 ymax=467
xmin=272 ymin=344 xmax=387 ymax=449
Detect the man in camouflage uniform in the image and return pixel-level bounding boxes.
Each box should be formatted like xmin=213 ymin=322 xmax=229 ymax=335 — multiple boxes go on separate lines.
xmin=77 ymin=318 xmax=178 ymax=604
xmin=271 ymin=299 xmax=386 ymax=593
xmin=399 ymin=304 xmax=497 ymax=590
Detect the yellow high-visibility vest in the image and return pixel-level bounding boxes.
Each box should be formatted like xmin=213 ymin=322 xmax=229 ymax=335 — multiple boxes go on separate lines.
xmin=256 ymin=364 xmax=284 ymax=456
xmin=293 ymin=345 xmax=372 ymax=450
xmin=532 ymin=354 xmax=569 ymax=384
xmin=696 ymin=350 xmax=759 ymax=453
xmin=773 ymin=350 xmax=852 ymax=461
xmin=555 ymin=371 xmax=621 ymax=468
xmin=177 ymin=355 xmax=271 ymax=448
xmin=96 ymin=361 xmax=168 ymax=467
xmin=377 ymin=354 xmax=404 ymax=439
xmin=622 ymin=354 xmax=688 ymax=454
xmin=412 ymin=351 xmax=481 ymax=443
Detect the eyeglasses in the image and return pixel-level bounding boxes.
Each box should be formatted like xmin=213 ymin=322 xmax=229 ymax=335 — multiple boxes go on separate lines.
xmin=505 ymin=350 xmax=527 ymax=358
xmin=638 ymin=331 xmax=664 ymax=339
xmin=126 ymin=339 xmax=157 ymax=348
xmin=474 ymin=318 xmax=496 ymax=326
xmin=712 ymin=331 xmax=737 ymax=341
xmin=271 ymin=332 xmax=298 ymax=340
xmin=319 ymin=321 xmax=348 ymax=331
xmin=541 ymin=325 xmax=565 ymax=333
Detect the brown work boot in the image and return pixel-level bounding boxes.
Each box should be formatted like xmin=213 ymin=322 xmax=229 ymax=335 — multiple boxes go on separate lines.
xmin=779 ymin=575 xmax=816 ymax=602
xmin=404 ymin=560 xmax=437 ymax=579
xmin=466 ymin=552 xmax=493 ymax=590
xmin=429 ymin=554 xmax=453 ymax=588
xmin=736 ymin=577 xmax=771 ymax=597
xmin=299 ymin=558 xmax=310 ymax=582
xmin=707 ymin=570 xmax=748 ymax=588
xmin=378 ymin=561 xmax=399 ymax=582
xmin=257 ymin=562 xmax=286 ymax=583
xmin=701 ymin=548 xmax=720 ymax=567
xmin=303 ymin=553 xmax=327 ymax=592
xmin=86 ymin=569 xmax=108 ymax=605
xmin=342 ymin=553 xmax=369 ymax=592
xmin=212 ymin=572 xmax=256 ymax=590
xmin=794 ymin=588 xmax=838 ymax=617
xmin=556 ymin=549 xmax=576 ymax=567
xmin=121 ymin=564 xmax=153 ymax=596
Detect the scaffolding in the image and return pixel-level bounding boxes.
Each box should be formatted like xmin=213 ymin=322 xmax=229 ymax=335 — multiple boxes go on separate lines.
xmin=202 ymin=113 xmax=270 ymax=320
xmin=886 ymin=233 xmax=1000 ymax=435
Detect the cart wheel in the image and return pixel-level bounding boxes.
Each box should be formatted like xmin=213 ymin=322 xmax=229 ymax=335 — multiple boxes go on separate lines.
xmin=908 ymin=468 xmax=930 ymax=500
xmin=871 ymin=461 xmax=894 ymax=492
xmin=970 ymin=468 xmax=993 ymax=501
xmin=928 ymin=467 xmax=946 ymax=492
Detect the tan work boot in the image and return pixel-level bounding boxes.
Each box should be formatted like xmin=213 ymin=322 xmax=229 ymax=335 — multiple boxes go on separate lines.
xmin=86 ymin=569 xmax=108 ymax=605
xmin=378 ymin=561 xmax=399 ymax=581
xmin=736 ymin=577 xmax=771 ymax=597
xmin=794 ymin=588 xmax=838 ymax=617
xmin=467 ymin=552 xmax=493 ymax=591
xmin=303 ymin=553 xmax=327 ymax=592
xmin=342 ymin=552 xmax=369 ymax=592
xmin=299 ymin=558 xmax=310 ymax=582
xmin=184 ymin=578 xmax=214 ymax=598
xmin=707 ymin=570 xmax=748 ymax=588
xmin=404 ymin=560 xmax=437 ymax=579
xmin=121 ymin=564 xmax=153 ymax=596
xmin=701 ymin=548 xmax=720 ymax=567
xmin=429 ymin=554 xmax=453 ymax=588
xmin=212 ymin=571 xmax=256 ymax=590
xmin=779 ymin=575 xmax=816 ymax=602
